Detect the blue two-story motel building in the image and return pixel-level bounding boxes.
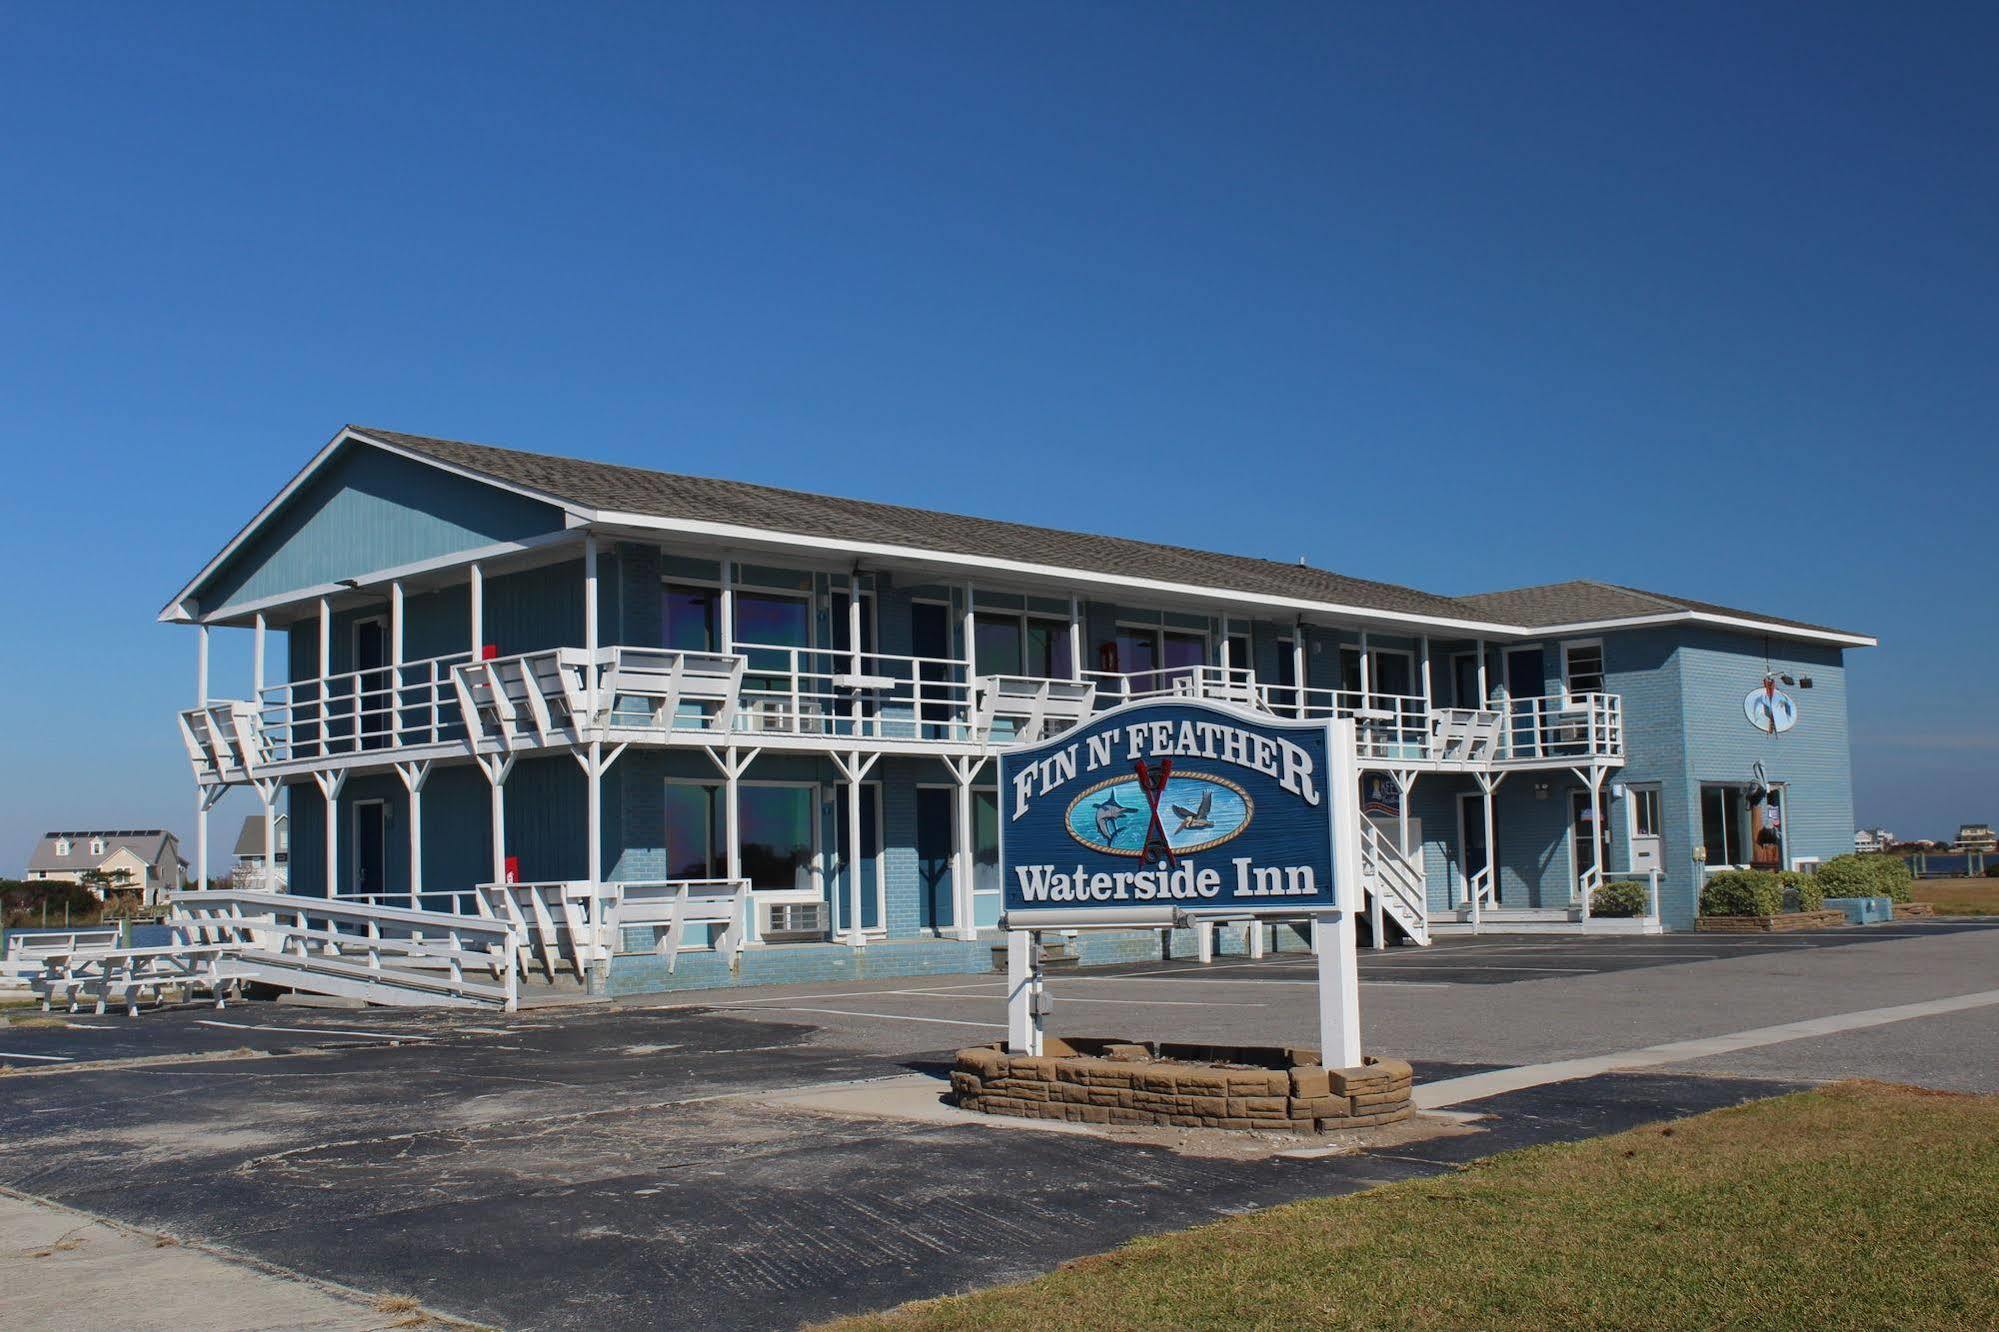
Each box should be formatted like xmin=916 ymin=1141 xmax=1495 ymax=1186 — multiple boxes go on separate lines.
xmin=167 ymin=426 xmax=1875 ymax=994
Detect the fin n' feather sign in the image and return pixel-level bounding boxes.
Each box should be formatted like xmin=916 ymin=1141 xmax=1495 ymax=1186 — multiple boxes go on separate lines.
xmin=998 ymin=699 xmax=1350 ymax=916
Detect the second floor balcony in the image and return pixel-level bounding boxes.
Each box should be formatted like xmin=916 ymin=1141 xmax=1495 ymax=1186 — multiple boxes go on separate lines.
xmin=180 ymin=645 xmax=1624 ymax=784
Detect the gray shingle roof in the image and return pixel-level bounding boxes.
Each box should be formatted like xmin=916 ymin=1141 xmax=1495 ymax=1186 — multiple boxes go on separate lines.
xmin=1452 ymin=580 xmax=1863 ymax=639
xmin=354 ymin=426 xmax=1483 ymax=622
xmin=348 ymin=427 xmax=1870 ymax=642
xmin=26 ymin=830 xmax=179 ymax=874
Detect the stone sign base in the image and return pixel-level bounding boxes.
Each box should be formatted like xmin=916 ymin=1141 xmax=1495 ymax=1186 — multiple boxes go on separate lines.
xmin=950 ymin=1037 xmax=1413 ymax=1132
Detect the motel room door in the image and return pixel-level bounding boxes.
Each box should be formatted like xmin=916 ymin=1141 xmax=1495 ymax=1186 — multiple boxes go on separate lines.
xmin=353 ymin=801 xmax=387 ymax=898
xmin=1504 ymin=647 xmax=1544 ymax=756
xmin=1456 ymin=793 xmax=1494 ymax=905
xmin=1570 ymin=791 xmax=1614 ymax=895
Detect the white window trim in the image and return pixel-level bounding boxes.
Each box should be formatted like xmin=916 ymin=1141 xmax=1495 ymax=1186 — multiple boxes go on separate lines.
xmin=831 ymin=779 xmax=889 ymax=937
xmin=1623 ymin=782 xmax=1663 ymax=844
xmin=1562 ymin=637 xmax=1606 ymax=695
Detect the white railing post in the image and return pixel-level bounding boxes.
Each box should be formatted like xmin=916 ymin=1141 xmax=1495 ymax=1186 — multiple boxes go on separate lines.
xmin=1647 ymin=868 xmax=1661 ymax=924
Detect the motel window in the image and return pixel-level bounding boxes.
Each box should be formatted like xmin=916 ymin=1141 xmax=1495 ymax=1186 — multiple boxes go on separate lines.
xmin=1632 ymin=787 xmax=1662 ymax=839
xmin=1340 ymin=648 xmax=1415 ymax=699
xmin=662 ymin=584 xmax=720 ymax=653
xmin=1564 ymin=641 xmax=1606 ymax=695
xmin=977 ymin=614 xmax=1072 ymax=679
xmin=973 ymin=788 xmax=1000 ymax=895
xmin=663 ymin=783 xmax=723 ymax=880
xmin=738 ymin=785 xmax=816 ymax=892
xmin=734 ymin=591 xmax=810 ymax=650
xmin=1701 ymin=784 xmax=1785 ymax=869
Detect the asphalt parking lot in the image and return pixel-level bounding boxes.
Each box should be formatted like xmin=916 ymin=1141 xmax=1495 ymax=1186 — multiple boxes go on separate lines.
xmin=3 ymin=917 xmax=1997 ymax=1329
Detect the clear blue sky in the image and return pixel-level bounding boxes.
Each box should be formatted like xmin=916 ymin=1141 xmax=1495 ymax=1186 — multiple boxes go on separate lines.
xmin=1 ymin=1 xmax=1993 ymax=864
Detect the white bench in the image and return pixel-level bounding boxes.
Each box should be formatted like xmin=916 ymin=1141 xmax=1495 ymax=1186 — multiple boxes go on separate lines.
xmin=615 ymin=880 xmax=750 ymax=973
xmin=1429 ymin=708 xmax=1503 ymax=763
xmin=602 ymin=648 xmax=745 ymax=732
xmin=972 ymin=676 xmax=1097 ymax=744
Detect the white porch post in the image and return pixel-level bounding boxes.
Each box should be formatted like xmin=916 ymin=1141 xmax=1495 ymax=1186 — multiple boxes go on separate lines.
xmin=195 ymin=624 xmax=210 ymax=892
xmin=720 ymin=559 xmax=735 ymax=655
xmin=1292 ymin=626 xmax=1307 ymax=718
xmin=585 ymin=740 xmax=603 ymax=893
xmin=468 ymin=561 xmax=484 ymax=655
xmin=397 ymin=762 xmax=430 ymax=910
xmin=583 ymin=534 xmax=599 ymax=718
xmin=943 ymin=755 xmax=981 ymax=942
xmin=961 ymin=581 xmax=976 ymax=669
xmin=1475 ymin=637 xmax=1488 ymax=702
xmin=1419 ymin=636 xmax=1432 ymax=710
xmin=847 ymin=572 xmax=864 ymax=736
xmin=481 ymin=755 xmax=514 ymax=886
xmin=261 ymin=784 xmax=277 ymax=891
xmin=318 ymin=597 xmax=332 ymax=677
xmin=831 ymin=751 xmax=881 ymax=946
xmin=313 ymin=769 xmax=347 ymax=898
xmin=703 ymin=745 xmax=761 ymax=944
xmin=1068 ymin=596 xmax=1083 ymax=681
xmin=389 ymin=580 xmax=404 ymax=745
xmin=252 ymin=613 xmax=266 ymax=696
xmin=1359 ymin=630 xmax=1371 ymax=708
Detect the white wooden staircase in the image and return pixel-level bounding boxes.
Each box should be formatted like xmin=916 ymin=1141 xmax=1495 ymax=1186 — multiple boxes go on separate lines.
xmin=1359 ymin=821 xmax=1431 ymax=946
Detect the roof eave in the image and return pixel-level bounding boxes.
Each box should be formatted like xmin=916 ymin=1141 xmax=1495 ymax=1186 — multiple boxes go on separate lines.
xmin=1525 ymin=610 xmax=1876 ymax=648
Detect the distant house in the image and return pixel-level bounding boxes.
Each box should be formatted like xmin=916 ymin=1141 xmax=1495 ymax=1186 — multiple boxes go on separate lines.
xmin=1855 ymin=827 xmax=1895 ymax=854
xmin=1956 ymin=823 xmax=1997 ymax=853
xmin=24 ymin=830 xmax=185 ymax=904
xmin=232 ymin=813 xmax=289 ymax=889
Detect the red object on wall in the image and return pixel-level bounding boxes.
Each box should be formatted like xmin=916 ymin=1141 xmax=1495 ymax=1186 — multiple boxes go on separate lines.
xmin=481 ymin=644 xmax=499 ymax=661
xmin=504 ymin=855 xmax=520 ymax=885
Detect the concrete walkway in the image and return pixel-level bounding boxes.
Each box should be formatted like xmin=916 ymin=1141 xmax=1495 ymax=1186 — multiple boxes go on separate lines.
xmin=0 ymin=1187 xmax=462 ymax=1331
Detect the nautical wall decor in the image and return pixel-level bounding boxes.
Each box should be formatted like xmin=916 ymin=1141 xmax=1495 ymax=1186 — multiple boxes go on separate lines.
xmin=999 ymin=698 xmax=1350 ymax=916
xmin=1744 ymin=680 xmax=1799 ymax=735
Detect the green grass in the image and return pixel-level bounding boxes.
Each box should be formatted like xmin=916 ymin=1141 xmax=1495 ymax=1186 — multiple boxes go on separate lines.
xmin=826 ymin=1082 xmax=1999 ymax=1331
xmin=1913 ymin=876 xmax=1999 ymax=916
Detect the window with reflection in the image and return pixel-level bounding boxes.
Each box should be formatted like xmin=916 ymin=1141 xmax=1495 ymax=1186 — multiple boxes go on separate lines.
xmin=662 ymin=585 xmax=720 ymax=653
xmin=663 ymin=783 xmax=721 ymax=880
xmin=738 ymin=785 xmax=815 ymax=892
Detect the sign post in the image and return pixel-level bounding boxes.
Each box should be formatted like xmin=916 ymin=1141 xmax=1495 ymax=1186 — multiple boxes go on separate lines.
xmin=998 ymin=699 xmax=1363 ymax=1066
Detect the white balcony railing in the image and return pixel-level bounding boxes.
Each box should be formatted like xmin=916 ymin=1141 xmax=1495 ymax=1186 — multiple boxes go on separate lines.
xmin=182 ymin=645 xmax=1625 ymax=776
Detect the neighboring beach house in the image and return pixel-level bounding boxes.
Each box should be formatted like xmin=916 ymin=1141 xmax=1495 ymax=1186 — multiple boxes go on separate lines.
xmin=23 ymin=829 xmax=184 ymax=904
xmin=231 ymin=812 xmax=289 ymax=889
xmin=163 ymin=425 xmax=1875 ymax=995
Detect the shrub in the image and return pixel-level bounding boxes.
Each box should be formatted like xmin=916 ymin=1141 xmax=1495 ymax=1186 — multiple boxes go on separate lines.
xmin=1816 ymin=854 xmax=1911 ymax=903
xmin=1986 ymin=863 xmax=1999 ymax=879
xmin=1590 ymin=880 xmax=1649 ymax=918
xmin=1700 ymin=870 xmax=1784 ymax=917
xmin=1861 ymin=853 xmax=1914 ymax=903
xmin=1776 ymin=869 xmax=1824 ymax=913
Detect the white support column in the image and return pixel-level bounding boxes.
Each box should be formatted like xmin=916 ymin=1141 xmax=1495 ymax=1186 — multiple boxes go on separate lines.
xmin=961 ymin=582 xmax=976 ymax=674
xmin=1312 ymin=911 xmax=1363 ymax=1069
xmin=719 ymin=559 xmax=735 ymax=655
xmin=469 ymin=561 xmax=484 ymax=656
xmin=946 ymin=756 xmax=980 ymax=942
xmin=1292 ymin=627 xmax=1307 ymax=718
xmin=1475 ymin=637 xmax=1488 ymax=703
xmin=195 ymin=624 xmax=210 ymax=893
xmin=830 ymin=751 xmax=881 ymax=946
xmin=1005 ymin=929 xmax=1042 ymax=1055
xmin=1419 ymin=636 xmax=1432 ymax=711
xmin=396 ymin=762 xmax=431 ymax=910
xmin=252 ymin=613 xmax=266 ymax=697
xmin=480 ymin=754 xmax=515 ymax=886
xmin=1474 ymin=772 xmax=1502 ymax=929
xmin=1359 ymin=630 xmax=1371 ymax=708
xmin=318 ymin=597 xmax=332 ymax=678
xmin=1067 ymin=596 xmax=1083 ymax=681
xmin=260 ymin=782 xmax=277 ymax=891
xmin=389 ymin=580 xmax=405 ymax=745
xmin=313 ymin=769 xmax=348 ymax=897
xmin=583 ymin=534 xmax=600 ymax=718
xmin=584 ymin=739 xmax=603 ymax=894
xmin=847 ymin=572 xmax=864 ymax=737
xmin=703 ymin=744 xmax=762 ymax=943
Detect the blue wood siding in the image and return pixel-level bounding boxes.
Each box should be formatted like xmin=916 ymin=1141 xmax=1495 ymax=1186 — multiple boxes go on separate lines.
xmin=194 ymin=444 xmax=565 ymax=615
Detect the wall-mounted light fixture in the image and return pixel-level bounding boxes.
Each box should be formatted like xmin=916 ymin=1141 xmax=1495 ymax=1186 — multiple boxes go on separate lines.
xmin=1533 ymin=781 xmax=1550 ymax=800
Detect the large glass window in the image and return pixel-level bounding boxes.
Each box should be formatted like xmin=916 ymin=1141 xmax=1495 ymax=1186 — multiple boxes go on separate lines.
xmin=1341 ymin=647 xmax=1414 ymax=697
xmin=1113 ymin=626 xmax=1161 ymax=677
xmin=663 ymin=783 xmax=721 ymax=880
xmin=735 ymin=591 xmax=810 ymax=650
xmin=662 ymin=585 xmax=720 ymax=653
xmin=973 ymin=788 xmax=1000 ymax=895
xmin=977 ymin=614 xmax=1072 ymax=678
xmin=1700 ymin=784 xmax=1782 ymax=867
xmin=738 ymin=785 xmax=815 ymax=892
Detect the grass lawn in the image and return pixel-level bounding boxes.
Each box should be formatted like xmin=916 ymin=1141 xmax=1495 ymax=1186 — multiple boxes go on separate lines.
xmin=828 ymin=1082 xmax=1999 ymax=1331
xmin=1913 ymin=876 xmax=1999 ymax=915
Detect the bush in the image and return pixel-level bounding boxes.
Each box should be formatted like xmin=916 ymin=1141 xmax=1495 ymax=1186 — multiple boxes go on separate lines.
xmin=1986 ymin=863 xmax=1999 ymax=879
xmin=1700 ymin=870 xmax=1784 ymax=917
xmin=1590 ymin=880 xmax=1650 ymax=918
xmin=1777 ymin=869 xmax=1824 ymax=913
xmin=1816 ymin=854 xmax=1911 ymax=903
xmin=1861 ymin=853 xmax=1914 ymax=903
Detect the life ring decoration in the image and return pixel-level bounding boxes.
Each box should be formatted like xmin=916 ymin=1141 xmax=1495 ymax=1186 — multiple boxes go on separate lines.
xmin=1744 ymin=682 xmax=1798 ymax=735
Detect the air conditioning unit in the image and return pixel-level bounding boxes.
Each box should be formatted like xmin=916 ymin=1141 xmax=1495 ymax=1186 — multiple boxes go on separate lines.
xmin=762 ymin=901 xmax=826 ymax=942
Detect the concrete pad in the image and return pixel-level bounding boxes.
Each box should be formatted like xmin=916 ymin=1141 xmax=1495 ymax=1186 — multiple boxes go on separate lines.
xmin=0 ymin=1187 xmax=451 ymax=1330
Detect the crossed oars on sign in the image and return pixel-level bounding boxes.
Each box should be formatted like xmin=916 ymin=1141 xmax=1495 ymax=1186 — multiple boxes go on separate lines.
xmin=1133 ymin=758 xmax=1176 ymax=868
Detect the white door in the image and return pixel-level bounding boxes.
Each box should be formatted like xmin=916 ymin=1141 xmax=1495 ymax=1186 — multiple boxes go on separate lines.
xmin=1628 ymin=785 xmax=1663 ymax=879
